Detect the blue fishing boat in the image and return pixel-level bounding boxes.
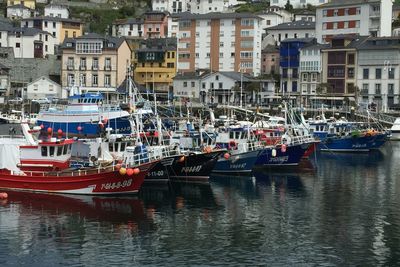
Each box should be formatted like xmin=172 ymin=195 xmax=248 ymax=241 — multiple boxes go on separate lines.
xmin=36 ymin=93 xmax=133 ymax=137
xmin=255 ymin=141 xmax=312 ymax=166
xmin=308 ymin=119 xmax=389 ymax=152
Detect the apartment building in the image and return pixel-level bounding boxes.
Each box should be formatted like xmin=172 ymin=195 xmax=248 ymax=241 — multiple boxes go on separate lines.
xmin=356 ymin=37 xmax=400 ymax=112
xmin=176 ymin=12 xmax=262 ymax=76
xmin=152 ymin=0 xmax=190 ymax=13
xmin=143 ymin=11 xmax=170 ymax=39
xmin=21 ymin=16 xmax=84 ymax=44
xmin=0 ymin=22 xmax=56 ymax=58
xmin=299 ymin=43 xmax=328 ymax=105
xmin=6 ymin=4 xmax=36 ymax=20
xmin=132 ymin=38 xmax=177 ymax=95
xmin=112 ymin=18 xmax=144 ymax=38
xmin=280 ymin=38 xmax=315 ymax=94
xmin=321 ymin=35 xmax=367 ymax=99
xmin=316 ymin=0 xmax=393 ymax=43
xmin=60 ymin=34 xmax=131 ymax=93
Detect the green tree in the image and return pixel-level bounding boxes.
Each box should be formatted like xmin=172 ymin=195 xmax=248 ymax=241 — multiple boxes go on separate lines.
xmin=284 ymin=0 xmax=294 ymax=12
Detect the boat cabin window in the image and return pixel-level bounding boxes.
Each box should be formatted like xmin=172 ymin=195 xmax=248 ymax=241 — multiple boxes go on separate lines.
xmin=63 ymin=145 xmax=68 ymax=155
xmin=49 ymin=146 xmax=55 ymax=156
xmin=41 ymin=146 xmax=48 ymax=156
xmin=57 ymin=146 xmax=62 ymax=156
xmin=109 ymin=143 xmax=115 ymax=152
xmin=120 ymin=142 xmax=126 ymax=151
xmin=229 ymin=132 xmax=234 ymax=139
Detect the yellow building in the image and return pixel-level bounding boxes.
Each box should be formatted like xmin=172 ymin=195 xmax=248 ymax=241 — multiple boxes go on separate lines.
xmin=132 ymin=39 xmax=177 ymax=98
xmin=7 ymin=0 xmax=35 ymax=9
xmin=21 ymin=17 xmax=83 ymax=45
xmin=60 ymin=33 xmax=131 ymax=95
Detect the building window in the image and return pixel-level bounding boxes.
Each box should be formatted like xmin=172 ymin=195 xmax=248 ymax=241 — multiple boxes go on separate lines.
xmin=80 ymin=57 xmax=86 ymax=70
xmin=67 ymin=74 xmax=74 ymax=86
xmin=375 ymin=83 xmax=381 ymax=94
xmin=376 ymin=68 xmax=382 ymax=79
xmin=389 ymin=68 xmax=395 ymax=79
xmin=363 ymin=68 xmax=369 ymax=79
xmin=65 ymin=31 xmax=68 ymax=38
xmin=92 ymin=74 xmax=98 ymax=86
xmin=105 ymin=58 xmax=111 ymax=70
xmin=191 ymin=82 xmax=195 ymax=87
xmin=388 ymin=83 xmax=394 ymax=95
xmin=16 ymin=43 xmax=20 ymax=48
xmin=104 ymin=75 xmax=111 ymax=87
xmin=347 ymin=54 xmax=355 ymax=65
xmin=167 ymin=63 xmax=174 ymax=68
xmin=53 ymin=22 xmax=56 ymax=28
xmin=80 ymin=74 xmax=86 ymax=86
xmin=92 ymin=58 xmax=99 ymax=70
xmin=347 ymin=68 xmax=354 ymax=78
xmin=183 ymin=82 xmax=187 ymax=87
xmin=334 ymin=9 xmax=338 ymax=16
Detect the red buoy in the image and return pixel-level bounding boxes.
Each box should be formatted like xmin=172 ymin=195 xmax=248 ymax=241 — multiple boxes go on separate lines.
xmin=57 ymin=129 xmax=63 ymax=135
xmin=0 ymin=192 xmax=8 ymax=199
xmin=133 ymin=168 xmax=140 ymax=175
xmin=77 ymin=126 xmax=83 ymax=131
xmin=224 ymin=153 xmax=230 ymax=159
xmin=47 ymin=127 xmax=52 ymax=134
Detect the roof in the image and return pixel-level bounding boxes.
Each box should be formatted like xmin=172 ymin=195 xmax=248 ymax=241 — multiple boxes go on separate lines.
xmin=0 ymin=20 xmax=14 ymax=32
xmin=173 ymin=12 xmax=262 ymax=20
xmin=354 ymin=36 xmax=400 ymax=50
xmin=27 ymin=76 xmax=61 ymax=87
xmin=7 ymin=4 xmax=33 ymax=10
xmin=294 ymin=9 xmax=316 ymax=16
xmin=321 ymin=35 xmax=369 ymax=50
xmin=60 ymin=34 xmax=127 ymax=50
xmin=301 ymin=43 xmax=330 ymax=50
xmin=0 ymin=25 xmax=49 ymax=36
xmin=21 ymin=16 xmax=81 ymax=24
xmin=174 ymin=71 xmax=255 ymax=82
xmin=267 ymin=21 xmax=315 ymax=31
xmin=113 ymin=18 xmax=143 ymax=25
xmin=262 ymin=45 xmax=279 ymax=53
xmin=255 ymin=11 xmax=282 ymax=17
xmin=318 ymin=0 xmax=381 ymax=8
xmin=281 ymin=37 xmax=316 ymax=43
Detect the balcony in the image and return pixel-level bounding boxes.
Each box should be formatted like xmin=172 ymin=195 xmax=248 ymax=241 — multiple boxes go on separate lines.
xmin=67 ymin=65 xmax=74 ymax=70
xmin=360 ymin=89 xmax=369 ymax=95
xmin=375 ymin=89 xmax=381 ymax=95
xmin=79 ymin=65 xmax=86 ymax=71
xmin=92 ymin=65 xmax=99 ymax=71
xmin=104 ymin=66 xmax=112 ymax=71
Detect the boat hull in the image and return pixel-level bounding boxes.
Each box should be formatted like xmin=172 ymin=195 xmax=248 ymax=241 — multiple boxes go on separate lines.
xmin=255 ymin=143 xmax=311 ymax=167
xmin=146 ymin=150 xmax=224 ymax=182
xmin=36 ymin=117 xmax=132 ymax=137
xmin=212 ymin=149 xmax=261 ymax=174
xmin=318 ymin=133 xmax=387 ymax=152
xmin=0 ymin=161 xmax=155 ymax=195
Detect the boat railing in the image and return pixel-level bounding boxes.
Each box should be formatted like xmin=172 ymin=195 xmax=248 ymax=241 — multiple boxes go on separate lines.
xmin=281 ymin=135 xmax=315 ymax=146
xmin=0 ymin=135 xmax=25 ymax=140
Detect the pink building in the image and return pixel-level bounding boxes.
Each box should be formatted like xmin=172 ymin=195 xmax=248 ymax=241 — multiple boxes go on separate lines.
xmin=261 ymin=45 xmax=280 ymax=75
xmin=143 ymin=11 xmax=169 ymax=39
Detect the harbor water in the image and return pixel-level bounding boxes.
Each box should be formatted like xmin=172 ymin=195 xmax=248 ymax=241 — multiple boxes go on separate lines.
xmin=1 ymin=124 xmax=400 ymax=266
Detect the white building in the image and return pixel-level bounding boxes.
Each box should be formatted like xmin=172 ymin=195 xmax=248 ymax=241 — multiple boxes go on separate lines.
xmin=6 ymin=4 xmax=36 ymax=20
xmin=266 ymin=21 xmax=316 ymax=45
xmin=266 ymin=6 xmax=293 ymax=22
xmin=269 ymin=0 xmax=329 ymax=9
xmin=299 ymin=43 xmax=327 ymax=103
xmin=316 ymin=0 xmax=393 ymax=43
xmin=0 ymin=23 xmax=56 ymax=58
xmin=356 ymin=37 xmax=400 ymax=112
xmin=294 ymin=10 xmax=316 ymax=22
xmin=176 ymin=12 xmax=263 ymax=76
xmin=173 ymin=70 xmax=275 ymax=105
xmin=26 ymin=76 xmax=62 ymax=99
xmin=112 ymin=18 xmax=144 ymax=37
xmin=257 ymin=11 xmax=284 ymax=32
xmin=44 ymin=4 xmax=70 ymax=19
xmin=152 ymin=0 xmax=190 ymax=13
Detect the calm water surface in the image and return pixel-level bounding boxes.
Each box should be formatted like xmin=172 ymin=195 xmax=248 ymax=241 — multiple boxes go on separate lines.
xmin=1 ymin=124 xmax=400 ymax=266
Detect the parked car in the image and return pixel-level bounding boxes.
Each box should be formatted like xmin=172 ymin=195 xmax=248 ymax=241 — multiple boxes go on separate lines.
xmin=32 ymin=98 xmax=50 ymax=104
xmin=8 ymin=97 xmax=23 ymax=104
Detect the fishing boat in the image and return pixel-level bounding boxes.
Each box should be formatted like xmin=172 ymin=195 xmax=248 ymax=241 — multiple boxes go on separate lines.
xmin=390 ymin=117 xmax=400 ymax=140
xmin=308 ymin=119 xmax=388 ymax=152
xmin=0 ymin=123 xmax=157 ymax=195
xmin=212 ymin=125 xmax=264 ymax=174
xmin=36 ymin=93 xmax=132 ymax=137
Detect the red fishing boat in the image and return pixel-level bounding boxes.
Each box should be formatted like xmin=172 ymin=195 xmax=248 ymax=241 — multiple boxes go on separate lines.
xmin=0 ymin=123 xmax=158 ymax=195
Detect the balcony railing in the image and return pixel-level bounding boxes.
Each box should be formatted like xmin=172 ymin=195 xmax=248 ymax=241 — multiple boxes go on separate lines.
xmin=360 ymin=89 xmax=369 ymax=95
xmin=79 ymin=65 xmax=86 ymax=70
xmin=92 ymin=66 xmax=99 ymax=71
xmin=67 ymin=65 xmax=74 ymax=70
xmin=104 ymin=66 xmax=112 ymax=71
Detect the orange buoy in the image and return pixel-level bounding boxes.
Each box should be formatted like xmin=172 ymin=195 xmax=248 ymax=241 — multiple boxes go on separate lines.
xmin=126 ymin=168 xmax=134 ymax=176
xmin=224 ymin=153 xmax=230 ymax=159
xmin=47 ymin=127 xmax=52 ymax=134
xmin=178 ymin=156 xmax=185 ymax=162
xmin=0 ymin=192 xmax=8 ymax=199
xmin=133 ymin=168 xmax=140 ymax=175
